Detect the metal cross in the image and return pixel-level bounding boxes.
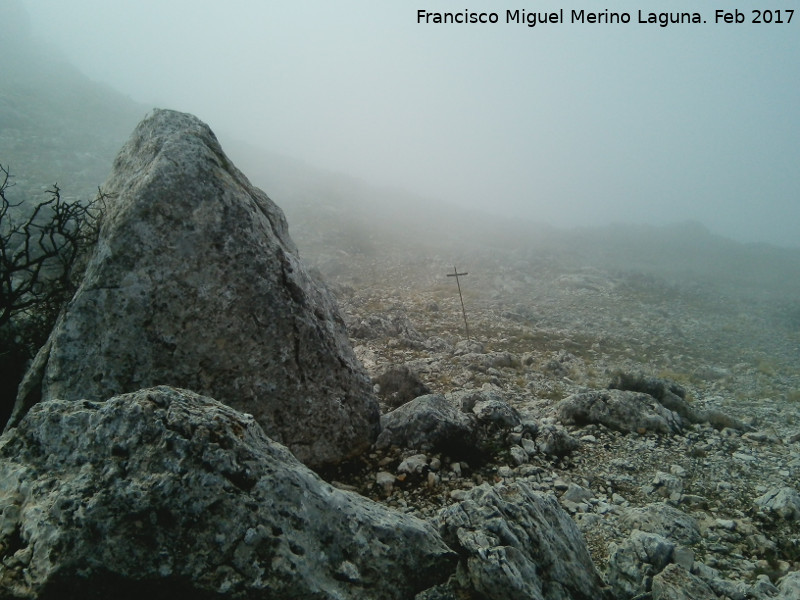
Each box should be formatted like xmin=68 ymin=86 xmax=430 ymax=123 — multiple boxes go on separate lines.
xmin=447 ymin=266 xmax=471 ymax=340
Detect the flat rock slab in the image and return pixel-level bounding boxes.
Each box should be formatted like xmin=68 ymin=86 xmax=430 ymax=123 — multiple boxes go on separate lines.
xmin=557 ymin=389 xmax=683 ymax=435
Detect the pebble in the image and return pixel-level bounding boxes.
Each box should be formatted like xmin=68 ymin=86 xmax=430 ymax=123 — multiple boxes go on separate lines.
xmin=521 ymin=438 xmax=537 ymax=456
xmin=397 ymin=454 xmax=428 ymax=475
xmin=669 ymin=464 xmax=687 ymax=477
xmin=732 ymin=452 xmax=757 ymax=463
xmin=497 ymin=466 xmax=514 ymax=478
xmin=715 ymin=518 xmax=737 ymax=531
xmin=509 ymin=445 xmax=528 ymax=465
xmin=376 ymin=471 xmax=395 ymax=493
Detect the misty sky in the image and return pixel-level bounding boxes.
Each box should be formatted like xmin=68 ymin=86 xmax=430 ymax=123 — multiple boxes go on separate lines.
xmin=19 ymin=1 xmax=800 ymax=247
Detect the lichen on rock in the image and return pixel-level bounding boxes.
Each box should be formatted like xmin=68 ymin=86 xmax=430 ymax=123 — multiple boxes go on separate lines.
xmin=0 ymin=387 xmax=455 ymax=599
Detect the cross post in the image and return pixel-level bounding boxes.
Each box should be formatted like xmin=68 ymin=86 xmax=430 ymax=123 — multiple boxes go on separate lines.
xmin=446 ymin=265 xmax=470 ymax=340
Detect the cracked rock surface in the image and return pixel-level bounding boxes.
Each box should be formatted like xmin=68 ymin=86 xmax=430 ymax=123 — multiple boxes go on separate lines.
xmin=9 ymin=109 xmax=379 ymax=468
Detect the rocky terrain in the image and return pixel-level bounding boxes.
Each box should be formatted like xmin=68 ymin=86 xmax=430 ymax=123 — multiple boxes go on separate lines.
xmin=292 ymin=232 xmax=800 ymax=598
xmin=1 ymin=33 xmax=799 ymax=596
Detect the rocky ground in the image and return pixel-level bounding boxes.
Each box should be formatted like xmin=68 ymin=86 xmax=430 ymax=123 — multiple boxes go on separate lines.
xmin=4 ymin=33 xmax=799 ymax=596
xmin=303 ymin=241 xmax=800 ymax=598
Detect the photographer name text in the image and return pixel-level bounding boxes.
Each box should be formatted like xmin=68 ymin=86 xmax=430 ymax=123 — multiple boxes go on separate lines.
xmin=416 ymin=8 xmax=795 ymax=28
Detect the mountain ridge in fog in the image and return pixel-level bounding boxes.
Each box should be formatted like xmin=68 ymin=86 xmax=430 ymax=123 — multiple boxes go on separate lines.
xmin=223 ymin=139 xmax=800 ymax=300
xmin=0 ymin=15 xmax=146 ymax=203
xmin=2 ymin=29 xmax=798 ymax=303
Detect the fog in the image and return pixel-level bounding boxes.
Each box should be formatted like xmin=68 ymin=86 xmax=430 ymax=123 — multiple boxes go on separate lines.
xmin=16 ymin=0 xmax=800 ymax=247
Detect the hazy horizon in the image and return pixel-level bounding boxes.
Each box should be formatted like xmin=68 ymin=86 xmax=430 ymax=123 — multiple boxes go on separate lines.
xmin=12 ymin=0 xmax=800 ymax=248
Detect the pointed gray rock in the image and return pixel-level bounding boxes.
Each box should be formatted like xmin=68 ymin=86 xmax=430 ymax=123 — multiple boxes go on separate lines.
xmin=10 ymin=109 xmax=379 ymax=467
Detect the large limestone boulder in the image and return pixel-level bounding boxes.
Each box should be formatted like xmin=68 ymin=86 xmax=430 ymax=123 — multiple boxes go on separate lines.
xmin=10 ymin=109 xmax=379 ymax=467
xmin=434 ymin=482 xmax=611 ymax=600
xmin=0 ymin=387 xmax=456 ymax=599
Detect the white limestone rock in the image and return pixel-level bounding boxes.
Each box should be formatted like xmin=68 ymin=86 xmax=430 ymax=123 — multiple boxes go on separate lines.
xmin=0 ymin=387 xmax=455 ymax=599
xmin=10 ymin=109 xmax=379 ymax=468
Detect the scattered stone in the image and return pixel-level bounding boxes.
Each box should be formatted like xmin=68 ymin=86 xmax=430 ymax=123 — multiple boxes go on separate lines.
xmin=497 ymin=465 xmax=514 ymax=478
xmin=651 ymin=563 xmax=718 ymax=600
xmin=536 ymin=422 xmax=580 ymax=457
xmin=563 ymin=483 xmax=594 ymax=505
xmin=607 ymin=530 xmax=675 ymax=598
xmin=376 ymin=471 xmax=396 ymax=494
xmin=651 ymin=471 xmax=684 ymax=501
xmin=377 ymin=394 xmax=477 ymax=456
xmin=755 ymin=486 xmax=800 ymax=521
xmin=521 ymin=437 xmax=538 ymax=456
xmin=715 ymin=518 xmax=737 ymax=531
xmin=557 ymin=389 xmax=683 ymax=435
xmin=619 ymin=503 xmax=702 ymax=545
xmin=434 ymin=482 xmax=610 ymax=600
xmin=553 ymin=478 xmax=570 ymax=491
xmin=398 ymin=454 xmax=429 ymax=475
xmin=452 ymin=339 xmax=485 ymax=356
xmin=471 ymin=395 xmax=522 ymax=430
xmin=350 ymin=311 xmax=424 ymax=342
xmin=669 ymin=464 xmax=687 ymax=477
xmin=509 ymin=445 xmax=528 ymax=465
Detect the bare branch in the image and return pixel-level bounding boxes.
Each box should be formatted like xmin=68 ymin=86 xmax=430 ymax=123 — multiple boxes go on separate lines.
xmin=0 ymin=164 xmax=102 ymax=329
